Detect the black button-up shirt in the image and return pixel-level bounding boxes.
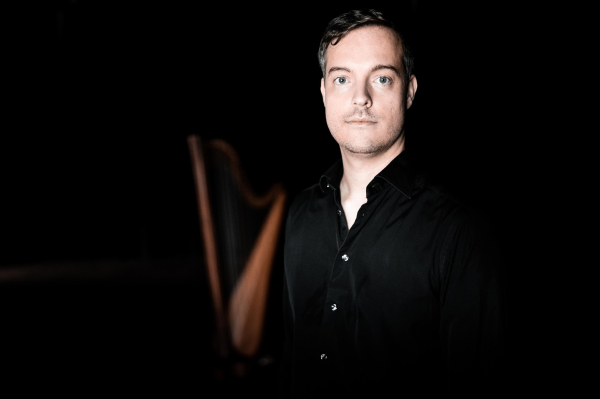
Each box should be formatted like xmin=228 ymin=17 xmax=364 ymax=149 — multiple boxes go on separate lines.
xmin=280 ymin=151 xmax=505 ymax=397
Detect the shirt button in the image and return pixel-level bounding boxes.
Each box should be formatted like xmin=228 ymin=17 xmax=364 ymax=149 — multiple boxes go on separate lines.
xmin=341 ymin=254 xmax=349 ymax=261
xmin=337 ymin=209 xmax=342 ymax=216
xmin=331 ymin=303 xmax=337 ymax=311
xmin=320 ymin=353 xmax=327 ymax=360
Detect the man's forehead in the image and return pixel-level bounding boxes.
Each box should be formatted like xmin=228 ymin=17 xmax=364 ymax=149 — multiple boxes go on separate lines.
xmin=329 ymin=25 xmax=402 ymax=51
xmin=325 ymin=26 xmax=403 ymax=73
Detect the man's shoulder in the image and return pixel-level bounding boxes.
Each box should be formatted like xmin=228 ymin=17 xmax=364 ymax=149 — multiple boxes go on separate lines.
xmin=383 ymin=150 xmax=471 ymax=213
xmin=288 ymin=183 xmax=326 ymax=215
xmin=284 ymin=183 xmax=331 ymax=241
xmin=413 ymin=170 xmax=470 ymax=210
xmin=415 ymin=171 xmax=497 ymax=237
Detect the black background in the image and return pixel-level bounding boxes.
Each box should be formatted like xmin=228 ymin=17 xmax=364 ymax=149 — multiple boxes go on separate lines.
xmin=3 ymin=0 xmax=576 ymax=396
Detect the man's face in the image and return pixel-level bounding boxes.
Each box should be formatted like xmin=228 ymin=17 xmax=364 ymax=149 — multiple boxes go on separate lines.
xmin=320 ymin=26 xmax=417 ymax=156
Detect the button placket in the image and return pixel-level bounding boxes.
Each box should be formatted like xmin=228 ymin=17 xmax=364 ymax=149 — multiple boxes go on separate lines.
xmin=321 ymin=192 xmax=353 ymax=370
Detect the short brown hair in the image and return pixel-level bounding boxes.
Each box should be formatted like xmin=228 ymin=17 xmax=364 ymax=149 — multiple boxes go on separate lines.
xmin=318 ymin=9 xmax=414 ymax=81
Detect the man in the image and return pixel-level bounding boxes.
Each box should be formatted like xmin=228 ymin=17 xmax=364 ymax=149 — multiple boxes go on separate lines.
xmin=280 ymin=9 xmax=505 ymax=397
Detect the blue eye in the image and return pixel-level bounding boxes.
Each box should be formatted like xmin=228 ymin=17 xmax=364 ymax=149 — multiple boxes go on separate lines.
xmin=378 ymin=76 xmax=390 ymax=84
xmin=335 ymin=77 xmax=347 ymax=84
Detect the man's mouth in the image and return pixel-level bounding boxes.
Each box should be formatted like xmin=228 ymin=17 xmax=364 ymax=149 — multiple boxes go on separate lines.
xmin=347 ymin=119 xmax=377 ymax=125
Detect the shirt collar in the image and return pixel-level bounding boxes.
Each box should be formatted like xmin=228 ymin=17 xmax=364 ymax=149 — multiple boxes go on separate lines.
xmin=319 ymin=159 xmax=343 ymax=193
xmin=319 ymin=150 xmax=415 ymax=199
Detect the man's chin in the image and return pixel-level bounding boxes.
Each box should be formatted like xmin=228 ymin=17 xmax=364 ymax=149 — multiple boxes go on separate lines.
xmin=339 ymin=137 xmax=404 ymax=158
xmin=342 ymin=142 xmax=386 ymax=156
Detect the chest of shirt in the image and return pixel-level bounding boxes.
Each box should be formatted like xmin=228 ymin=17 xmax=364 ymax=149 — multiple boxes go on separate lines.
xmin=284 ymin=188 xmax=456 ymax=324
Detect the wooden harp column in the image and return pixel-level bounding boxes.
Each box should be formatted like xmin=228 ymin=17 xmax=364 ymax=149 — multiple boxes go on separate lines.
xmin=187 ymin=135 xmax=286 ymax=359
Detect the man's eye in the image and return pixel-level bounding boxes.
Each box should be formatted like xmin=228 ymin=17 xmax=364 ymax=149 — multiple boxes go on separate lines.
xmin=378 ymin=76 xmax=391 ymax=84
xmin=334 ymin=77 xmax=347 ymax=84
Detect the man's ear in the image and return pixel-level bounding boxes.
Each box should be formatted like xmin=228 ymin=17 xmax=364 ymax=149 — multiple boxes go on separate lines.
xmin=406 ymin=75 xmax=418 ymax=109
xmin=320 ymin=78 xmax=326 ymax=106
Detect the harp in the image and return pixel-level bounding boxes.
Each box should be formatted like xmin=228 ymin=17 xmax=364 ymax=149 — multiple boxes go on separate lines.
xmin=187 ymin=135 xmax=286 ymax=359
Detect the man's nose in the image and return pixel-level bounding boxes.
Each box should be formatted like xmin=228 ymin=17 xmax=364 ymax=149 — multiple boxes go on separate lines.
xmin=352 ymin=80 xmax=372 ymax=108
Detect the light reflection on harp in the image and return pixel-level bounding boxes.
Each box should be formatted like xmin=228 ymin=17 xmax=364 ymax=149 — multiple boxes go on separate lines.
xmin=187 ymin=135 xmax=286 ymax=359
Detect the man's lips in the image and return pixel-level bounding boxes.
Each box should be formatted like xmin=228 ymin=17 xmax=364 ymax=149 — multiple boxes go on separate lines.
xmin=346 ymin=119 xmax=377 ymax=124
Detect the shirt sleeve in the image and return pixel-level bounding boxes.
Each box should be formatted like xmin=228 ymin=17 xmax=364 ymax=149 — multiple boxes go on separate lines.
xmin=278 ymin=202 xmax=297 ymax=398
xmin=278 ymin=265 xmax=294 ymax=398
xmin=438 ymin=208 xmax=507 ymax=393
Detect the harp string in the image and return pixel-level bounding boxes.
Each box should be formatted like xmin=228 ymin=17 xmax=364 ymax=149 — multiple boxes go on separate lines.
xmin=208 ymin=147 xmax=268 ymax=304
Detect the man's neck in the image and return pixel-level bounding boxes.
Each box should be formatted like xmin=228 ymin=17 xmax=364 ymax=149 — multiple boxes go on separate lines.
xmin=338 ymin=138 xmax=404 ymax=229
xmin=339 ymin=138 xmax=405 ymax=200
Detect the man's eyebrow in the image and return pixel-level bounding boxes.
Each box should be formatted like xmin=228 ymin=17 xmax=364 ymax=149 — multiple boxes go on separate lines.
xmin=327 ymin=65 xmax=400 ymax=76
xmin=327 ymin=66 xmax=351 ymax=76
xmin=371 ymin=64 xmax=400 ymax=75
